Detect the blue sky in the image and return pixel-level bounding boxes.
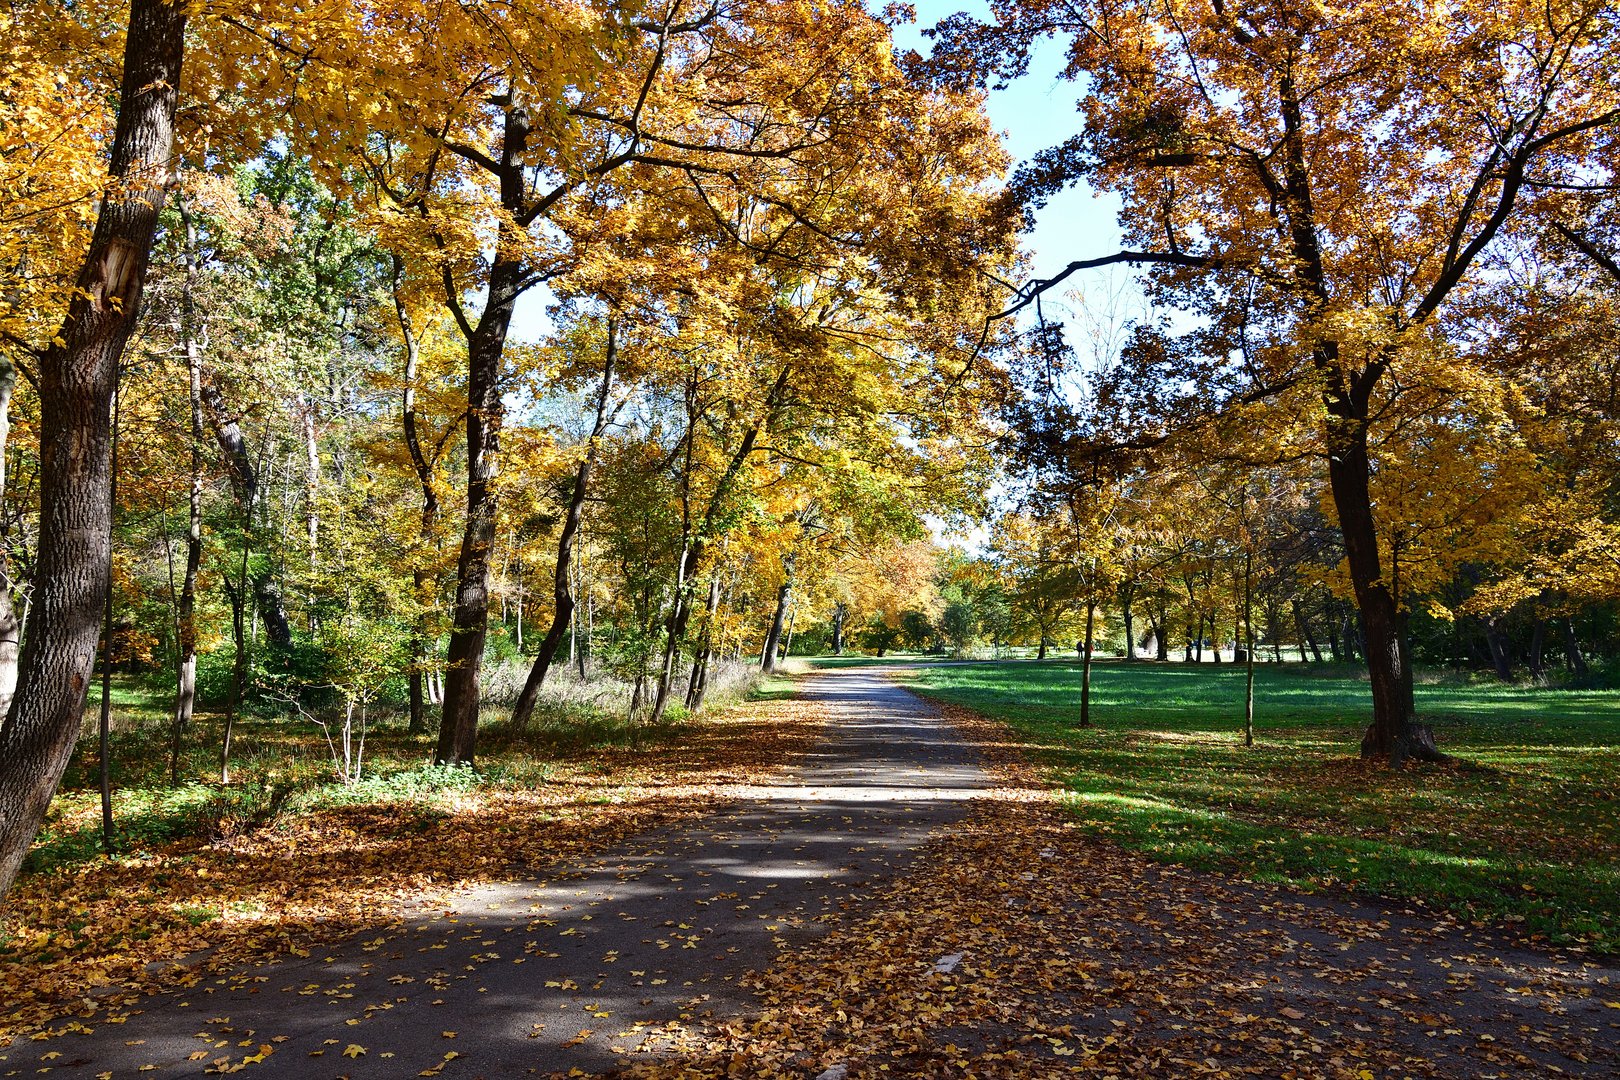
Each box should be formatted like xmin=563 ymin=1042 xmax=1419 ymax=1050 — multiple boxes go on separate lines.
xmin=896 ymin=2 xmax=1126 ymax=299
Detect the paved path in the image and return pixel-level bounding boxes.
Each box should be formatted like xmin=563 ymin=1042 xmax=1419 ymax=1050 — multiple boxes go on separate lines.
xmin=9 ymin=671 xmax=989 ymax=1078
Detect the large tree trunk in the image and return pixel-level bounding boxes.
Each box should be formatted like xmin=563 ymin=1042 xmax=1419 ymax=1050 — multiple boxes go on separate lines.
xmin=435 ymin=97 xmax=538 ymax=765
xmin=1481 ymin=615 xmax=1515 ymax=682
xmin=0 ymin=0 xmax=186 ymax=901
xmin=831 ymin=603 xmax=845 ymax=655
xmin=511 ymin=327 xmax=616 ymax=728
xmin=760 ymin=580 xmax=791 ymax=675
xmin=1153 ymin=603 xmax=1169 ymax=661
xmin=434 ymin=257 xmax=519 ymax=763
xmin=1327 ymin=416 xmax=1437 ymax=763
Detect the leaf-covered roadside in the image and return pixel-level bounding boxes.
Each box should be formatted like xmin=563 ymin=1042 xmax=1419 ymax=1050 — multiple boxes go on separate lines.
xmin=619 ymin=705 xmax=1620 ymax=1080
xmin=0 ymin=698 xmax=821 ymax=1045
xmin=904 ymin=661 xmax=1620 ymax=951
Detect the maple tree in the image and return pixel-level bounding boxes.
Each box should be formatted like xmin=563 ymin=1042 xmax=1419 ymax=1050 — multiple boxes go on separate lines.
xmin=931 ymin=0 xmax=1620 ymax=763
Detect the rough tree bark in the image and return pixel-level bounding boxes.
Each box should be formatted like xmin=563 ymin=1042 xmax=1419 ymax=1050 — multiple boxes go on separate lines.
xmin=1273 ymin=60 xmax=1439 ymax=764
xmin=511 ymin=321 xmax=617 ymax=729
xmin=435 ymin=101 xmax=533 ymax=766
xmin=0 ymin=0 xmax=187 ymax=901
xmin=1328 ymin=415 xmax=1440 ymax=762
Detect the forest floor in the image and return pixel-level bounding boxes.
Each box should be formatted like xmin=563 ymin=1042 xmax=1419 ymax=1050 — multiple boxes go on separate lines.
xmin=4 ymin=666 xmax=1618 ymax=1079
xmin=0 ymin=676 xmax=823 ymax=1044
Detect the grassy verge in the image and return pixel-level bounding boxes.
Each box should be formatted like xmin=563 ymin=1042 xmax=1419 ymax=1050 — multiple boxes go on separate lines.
xmin=900 ymin=658 xmax=1620 ymax=952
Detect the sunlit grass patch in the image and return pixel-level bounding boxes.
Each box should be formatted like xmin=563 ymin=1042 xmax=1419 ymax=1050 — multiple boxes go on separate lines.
xmin=906 ymin=659 xmax=1620 ymax=952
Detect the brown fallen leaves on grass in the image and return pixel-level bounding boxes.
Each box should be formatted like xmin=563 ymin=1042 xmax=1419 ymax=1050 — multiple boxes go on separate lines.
xmin=0 ymin=698 xmax=822 ymax=1044
xmin=614 ymin=704 xmax=1620 ymax=1080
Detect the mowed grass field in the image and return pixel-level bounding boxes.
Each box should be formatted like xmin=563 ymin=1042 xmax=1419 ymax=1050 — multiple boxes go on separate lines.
xmin=901 ymin=659 xmax=1620 ymax=952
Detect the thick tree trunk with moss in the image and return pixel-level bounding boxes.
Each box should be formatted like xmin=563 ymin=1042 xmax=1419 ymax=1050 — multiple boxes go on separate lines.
xmin=0 ymin=0 xmax=186 ymax=901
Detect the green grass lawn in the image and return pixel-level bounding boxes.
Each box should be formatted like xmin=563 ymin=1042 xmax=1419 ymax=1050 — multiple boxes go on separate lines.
xmin=799 ymin=652 xmax=955 ymax=669
xmin=902 ymin=659 xmax=1620 ymax=952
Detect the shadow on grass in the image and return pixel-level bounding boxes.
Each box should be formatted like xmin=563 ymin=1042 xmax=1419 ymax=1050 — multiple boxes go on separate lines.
xmin=904 ymin=659 xmax=1620 ymax=951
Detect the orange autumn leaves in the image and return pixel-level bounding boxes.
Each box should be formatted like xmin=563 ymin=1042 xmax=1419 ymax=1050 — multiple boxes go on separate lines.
xmin=0 ymin=697 xmax=822 ymax=1045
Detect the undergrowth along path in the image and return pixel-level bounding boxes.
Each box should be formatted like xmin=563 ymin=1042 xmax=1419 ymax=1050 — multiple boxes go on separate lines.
xmin=7 ymin=669 xmax=991 ymax=1078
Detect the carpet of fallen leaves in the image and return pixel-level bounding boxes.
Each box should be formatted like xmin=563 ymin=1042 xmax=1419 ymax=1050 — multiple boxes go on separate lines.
xmin=0 ymin=699 xmax=822 ymax=1045
xmin=615 ymin=703 xmax=1620 ymax=1080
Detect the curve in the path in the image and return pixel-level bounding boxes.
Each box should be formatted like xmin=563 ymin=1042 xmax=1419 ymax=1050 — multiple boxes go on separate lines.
xmin=8 ymin=670 xmax=989 ymax=1079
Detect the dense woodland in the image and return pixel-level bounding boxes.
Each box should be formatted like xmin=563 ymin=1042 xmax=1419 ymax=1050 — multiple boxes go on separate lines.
xmin=0 ymin=0 xmax=1616 ymax=901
